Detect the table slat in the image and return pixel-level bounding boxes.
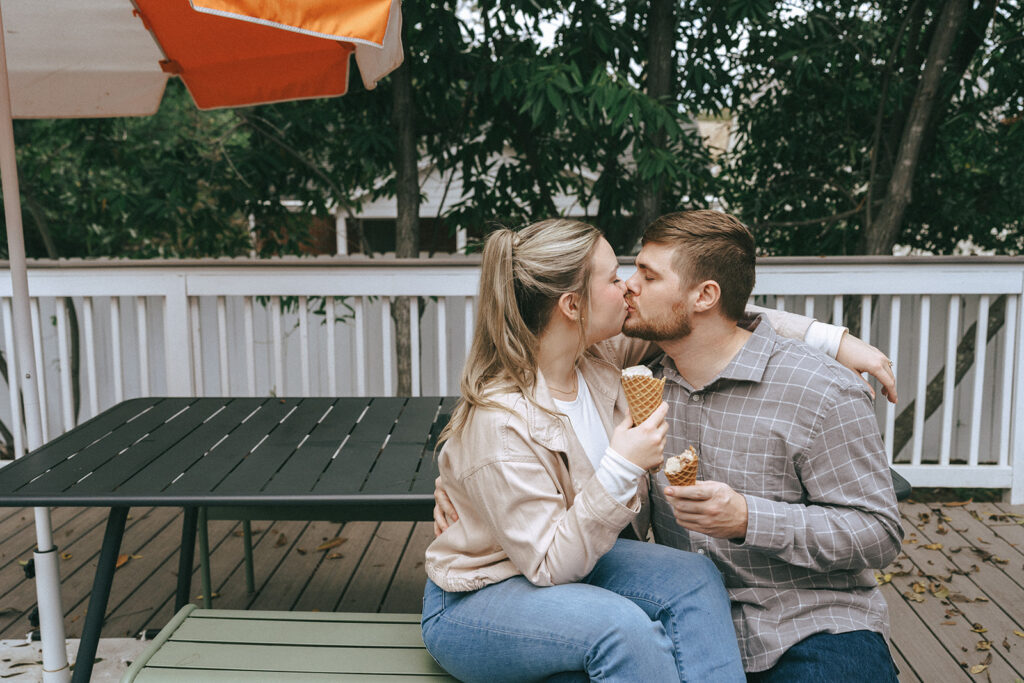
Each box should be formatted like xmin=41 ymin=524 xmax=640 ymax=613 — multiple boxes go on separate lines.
xmin=314 ymin=398 xmax=406 ymax=494
xmin=16 ymin=400 xmax=191 ymax=494
xmin=0 ymin=398 xmax=164 ymax=493
xmin=363 ymin=398 xmax=442 ymax=494
xmin=74 ymin=399 xmax=228 ymax=494
xmin=160 ymin=399 xmax=299 ymax=496
xmin=214 ymin=399 xmax=337 ymax=494
xmin=263 ymin=398 xmax=367 ymax=494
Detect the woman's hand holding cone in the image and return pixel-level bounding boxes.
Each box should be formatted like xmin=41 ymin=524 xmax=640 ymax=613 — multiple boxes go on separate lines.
xmin=610 ymin=401 xmax=668 ymax=471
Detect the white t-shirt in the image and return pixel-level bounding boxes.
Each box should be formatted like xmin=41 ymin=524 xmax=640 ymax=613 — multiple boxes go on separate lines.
xmin=553 ymin=369 xmax=646 ymax=505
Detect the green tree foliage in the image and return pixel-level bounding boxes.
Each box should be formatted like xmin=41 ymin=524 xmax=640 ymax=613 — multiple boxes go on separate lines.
xmin=724 ymin=1 xmax=1024 ymax=255
xmin=2 ymin=1 xmax=1021 ymax=260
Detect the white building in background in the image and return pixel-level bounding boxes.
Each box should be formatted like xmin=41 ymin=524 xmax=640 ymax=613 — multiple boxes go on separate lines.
xmin=330 ymin=152 xmax=601 ymax=256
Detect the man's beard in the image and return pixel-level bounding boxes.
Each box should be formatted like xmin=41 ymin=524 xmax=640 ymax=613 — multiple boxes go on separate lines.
xmin=623 ymin=300 xmax=692 ymax=341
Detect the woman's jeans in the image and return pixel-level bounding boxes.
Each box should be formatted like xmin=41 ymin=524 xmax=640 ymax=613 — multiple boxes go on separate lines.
xmin=421 ymin=539 xmax=744 ymax=682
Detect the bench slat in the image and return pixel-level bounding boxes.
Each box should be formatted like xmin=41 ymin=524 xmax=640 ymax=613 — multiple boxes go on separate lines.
xmin=172 ymin=618 xmax=426 ymax=647
xmin=146 ymin=641 xmax=446 ymax=675
xmin=135 ymin=670 xmax=453 ymax=682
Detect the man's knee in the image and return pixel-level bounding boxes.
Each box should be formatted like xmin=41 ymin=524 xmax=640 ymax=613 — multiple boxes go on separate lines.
xmin=750 ymin=631 xmax=897 ymax=683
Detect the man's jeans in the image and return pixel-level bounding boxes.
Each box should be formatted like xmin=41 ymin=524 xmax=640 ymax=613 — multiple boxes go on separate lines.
xmin=746 ymin=630 xmax=899 ymax=683
xmin=421 ymin=538 xmax=744 ymax=682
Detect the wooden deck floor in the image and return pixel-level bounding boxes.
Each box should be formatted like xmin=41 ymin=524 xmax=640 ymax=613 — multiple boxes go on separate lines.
xmin=0 ymin=501 xmax=1021 ymax=681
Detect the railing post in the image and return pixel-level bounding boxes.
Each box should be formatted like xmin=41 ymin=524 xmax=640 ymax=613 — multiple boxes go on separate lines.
xmin=1011 ymin=277 xmax=1024 ymax=504
xmin=164 ymin=274 xmax=194 ymax=396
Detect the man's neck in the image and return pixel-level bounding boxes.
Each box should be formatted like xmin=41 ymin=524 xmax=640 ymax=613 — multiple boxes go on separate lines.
xmin=660 ymin=316 xmax=753 ymax=390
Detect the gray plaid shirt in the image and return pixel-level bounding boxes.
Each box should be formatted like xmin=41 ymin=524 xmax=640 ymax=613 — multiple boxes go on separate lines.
xmin=649 ymin=315 xmax=904 ymax=672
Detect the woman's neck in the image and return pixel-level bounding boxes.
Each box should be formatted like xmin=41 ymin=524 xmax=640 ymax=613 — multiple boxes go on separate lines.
xmin=536 ymin=323 xmax=582 ymax=398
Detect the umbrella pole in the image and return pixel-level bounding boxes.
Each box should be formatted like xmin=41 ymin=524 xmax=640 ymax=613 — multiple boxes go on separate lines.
xmin=0 ymin=9 xmax=71 ymax=683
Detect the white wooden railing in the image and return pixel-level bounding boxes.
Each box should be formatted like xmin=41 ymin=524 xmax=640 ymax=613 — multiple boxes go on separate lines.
xmin=2 ymin=256 xmax=1023 ymax=503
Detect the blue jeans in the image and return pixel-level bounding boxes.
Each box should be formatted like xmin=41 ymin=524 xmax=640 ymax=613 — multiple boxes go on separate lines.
xmin=745 ymin=630 xmax=898 ymax=683
xmin=421 ymin=539 xmax=744 ymax=682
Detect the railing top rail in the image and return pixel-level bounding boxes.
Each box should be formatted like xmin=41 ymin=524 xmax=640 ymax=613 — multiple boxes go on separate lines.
xmin=3 ymin=254 xmax=1024 ymax=270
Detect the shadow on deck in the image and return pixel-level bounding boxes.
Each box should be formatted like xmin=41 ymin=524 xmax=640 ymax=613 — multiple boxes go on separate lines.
xmin=0 ymin=501 xmax=1021 ymax=681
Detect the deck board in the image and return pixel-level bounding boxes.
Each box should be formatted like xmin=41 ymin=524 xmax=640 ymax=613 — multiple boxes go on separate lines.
xmin=0 ymin=501 xmax=1021 ymax=682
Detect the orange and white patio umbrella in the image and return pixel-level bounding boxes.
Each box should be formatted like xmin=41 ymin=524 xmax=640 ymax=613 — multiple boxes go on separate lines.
xmin=0 ymin=2 xmax=402 ymax=679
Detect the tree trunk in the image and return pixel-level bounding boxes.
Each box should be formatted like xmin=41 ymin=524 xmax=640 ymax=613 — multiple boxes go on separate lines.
xmin=864 ymin=0 xmax=969 ymax=255
xmin=391 ymin=53 xmax=420 ymax=396
xmin=634 ymin=0 xmax=674 ymax=235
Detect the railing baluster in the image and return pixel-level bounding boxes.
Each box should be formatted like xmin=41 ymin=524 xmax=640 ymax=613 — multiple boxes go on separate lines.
xmin=832 ymin=295 xmax=843 ymax=326
xmin=999 ymin=295 xmax=1016 ymax=468
xmin=354 ymin=297 xmax=366 ymax=397
xmin=912 ymin=295 xmax=930 ymax=466
xmin=110 ymin=297 xmax=123 ymax=404
xmin=464 ymin=297 xmax=474 ymax=366
xmin=410 ymin=297 xmax=420 ymax=397
xmin=326 ymin=297 xmax=337 ymax=395
xmin=136 ymin=297 xmax=150 ymax=395
xmin=382 ymin=297 xmax=393 ymax=396
xmin=189 ymin=297 xmax=204 ymax=397
xmin=299 ymin=296 xmax=310 ymax=396
xmin=272 ymin=295 xmax=283 ymax=396
xmin=775 ymin=296 xmax=785 ymax=311
xmin=940 ymin=296 xmax=959 ymax=466
xmin=803 ymin=296 xmax=815 ymax=319
xmin=1 ymin=298 xmax=24 ymax=458
xmin=56 ymin=298 xmax=74 ymax=431
xmin=437 ymin=298 xmax=448 ymax=395
xmin=83 ymin=297 xmax=99 ymax=416
xmin=244 ymin=297 xmax=256 ymax=396
xmin=217 ymin=296 xmax=229 ymax=395
xmin=969 ymin=295 xmax=990 ymax=468
xmin=884 ymin=296 xmax=900 ymax=462
xmin=860 ymin=295 xmax=871 ymax=342
xmin=29 ymin=299 xmax=48 ymax=442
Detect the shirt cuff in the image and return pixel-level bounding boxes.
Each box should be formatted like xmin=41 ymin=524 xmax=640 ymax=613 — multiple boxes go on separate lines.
xmin=738 ymin=494 xmax=791 ymax=551
xmin=804 ymin=321 xmax=847 ymax=358
xmin=594 ymin=447 xmax=645 ymax=506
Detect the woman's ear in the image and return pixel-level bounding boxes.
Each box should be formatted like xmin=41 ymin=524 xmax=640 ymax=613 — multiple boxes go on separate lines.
xmin=556 ymin=292 xmax=582 ymax=321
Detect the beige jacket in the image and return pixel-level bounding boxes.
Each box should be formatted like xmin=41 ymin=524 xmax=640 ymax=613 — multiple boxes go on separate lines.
xmin=425 ymin=307 xmax=814 ymax=592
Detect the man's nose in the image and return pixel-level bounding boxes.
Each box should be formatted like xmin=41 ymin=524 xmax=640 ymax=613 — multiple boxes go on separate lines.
xmin=624 ymin=272 xmax=640 ymax=294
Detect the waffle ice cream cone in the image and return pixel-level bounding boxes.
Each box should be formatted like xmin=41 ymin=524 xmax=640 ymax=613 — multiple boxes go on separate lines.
xmin=621 ymin=366 xmax=665 ymax=425
xmin=665 ymin=446 xmax=698 ymax=486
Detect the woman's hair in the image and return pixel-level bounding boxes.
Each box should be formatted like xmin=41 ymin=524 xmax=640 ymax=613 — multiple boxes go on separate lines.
xmin=439 ymin=219 xmax=603 ymax=446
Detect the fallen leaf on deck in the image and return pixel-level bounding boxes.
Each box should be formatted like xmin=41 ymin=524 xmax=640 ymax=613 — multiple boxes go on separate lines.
xmin=969 ymin=664 xmax=988 ymax=674
xmin=941 ymin=620 xmax=957 ymax=626
xmin=327 ymin=553 xmax=343 ymax=560
xmin=976 ymin=536 xmax=990 ymax=545
xmin=974 ymin=596 xmax=989 ymax=602
xmin=936 ymin=525 xmax=948 ymax=535
xmin=1002 ymin=637 xmax=1010 ymax=651
xmin=903 ymin=591 xmax=925 ymax=603
xmin=976 ymin=641 xmax=991 ymax=651
xmin=911 ymin=581 xmax=928 ymax=593
xmin=61 ymin=553 xmax=72 ymax=560
xmin=316 ymin=538 xmax=347 ymax=551
xmin=296 ymin=548 xmax=307 ymax=555
xmin=1014 ymin=630 xmax=1024 ymax=638
xmin=971 ymin=623 xmax=987 ymax=633
xmin=194 ymin=593 xmax=219 ymax=600
xmin=115 ymin=554 xmax=130 ymax=569
xmin=948 ymin=593 xmax=971 ymax=602
xmin=923 ymin=543 xmax=943 ymax=550
xmin=874 ymin=572 xmax=892 ymax=585
xmin=932 ymin=586 xmax=950 ymax=600
xmin=944 ymin=500 xmax=972 ymax=507
xmin=275 ymin=533 xmax=288 ymax=547
xmin=130 ymin=555 xmax=142 ymax=560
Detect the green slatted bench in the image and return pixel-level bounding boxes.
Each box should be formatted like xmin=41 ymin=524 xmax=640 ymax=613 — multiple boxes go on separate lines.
xmin=122 ymin=606 xmax=456 ymax=682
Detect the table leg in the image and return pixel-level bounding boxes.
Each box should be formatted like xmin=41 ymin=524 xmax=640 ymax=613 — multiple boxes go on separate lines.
xmin=176 ymin=507 xmax=198 ymax=611
xmin=72 ymin=506 xmax=128 ymax=683
xmin=198 ymin=507 xmax=212 ymax=608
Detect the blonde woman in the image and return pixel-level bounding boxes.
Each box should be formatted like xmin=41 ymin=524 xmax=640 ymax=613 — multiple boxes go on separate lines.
xmin=422 ymin=220 xmax=887 ymax=682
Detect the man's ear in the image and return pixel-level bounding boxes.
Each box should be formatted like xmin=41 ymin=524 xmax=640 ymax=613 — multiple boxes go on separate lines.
xmin=556 ymin=292 xmax=582 ymax=321
xmin=692 ymin=280 xmax=721 ymax=313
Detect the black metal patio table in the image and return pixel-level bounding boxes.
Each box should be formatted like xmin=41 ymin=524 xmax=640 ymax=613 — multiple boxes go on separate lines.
xmin=0 ymin=395 xmax=452 ymax=682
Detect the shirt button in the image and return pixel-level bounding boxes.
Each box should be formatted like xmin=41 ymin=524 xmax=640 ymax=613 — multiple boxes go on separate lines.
xmin=691 ymin=394 xmax=702 ymax=403
xmin=697 ymin=549 xmax=706 ymax=555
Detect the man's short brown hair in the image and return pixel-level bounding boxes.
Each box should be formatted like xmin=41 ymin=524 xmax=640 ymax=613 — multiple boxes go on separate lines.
xmin=642 ymin=210 xmax=756 ymax=320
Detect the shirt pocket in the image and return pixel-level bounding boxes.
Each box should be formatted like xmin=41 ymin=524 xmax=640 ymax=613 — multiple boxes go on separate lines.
xmin=705 ymin=426 xmax=796 ymax=501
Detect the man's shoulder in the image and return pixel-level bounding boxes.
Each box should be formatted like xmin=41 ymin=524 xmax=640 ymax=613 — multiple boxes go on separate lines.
xmin=763 ymin=333 xmax=872 ymax=401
